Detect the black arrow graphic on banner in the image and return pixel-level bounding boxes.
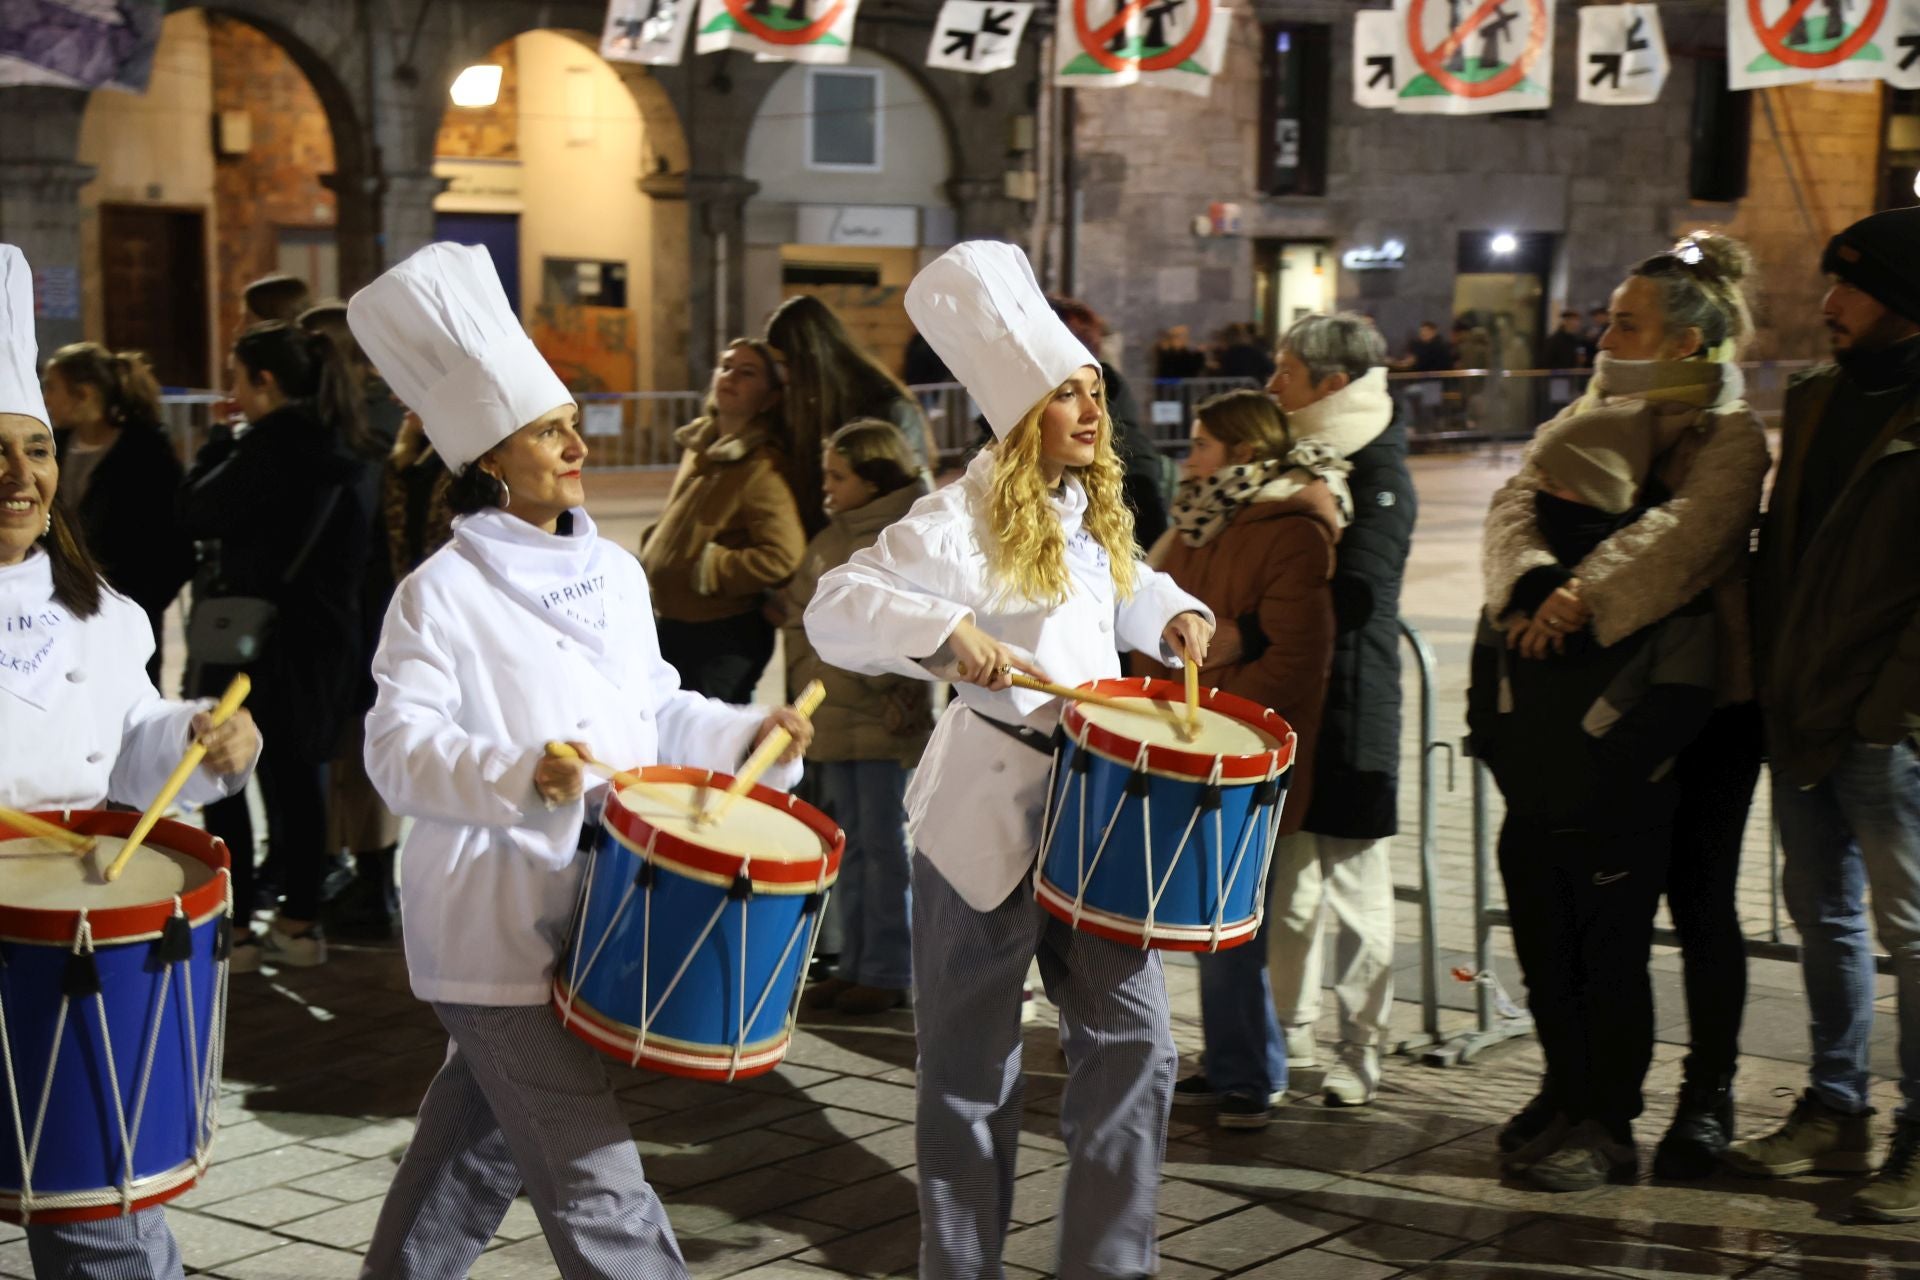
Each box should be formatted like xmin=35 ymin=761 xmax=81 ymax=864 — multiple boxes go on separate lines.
xmin=1901 ymin=34 xmax=1920 ymax=71
xmin=1589 ymin=51 xmax=1622 ymax=88
xmin=1625 ymin=14 xmax=1648 ymax=53
xmin=944 ymin=7 xmax=1019 ymax=58
xmin=1367 ymin=54 xmax=1395 ymax=88
xmin=980 ymin=6 xmax=1016 ymax=35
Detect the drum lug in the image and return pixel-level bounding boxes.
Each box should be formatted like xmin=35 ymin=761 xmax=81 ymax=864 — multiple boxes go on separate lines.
xmin=1253 ymin=778 xmax=1282 ymax=808
xmin=63 ymin=950 xmax=102 ymax=999
xmin=157 ymin=915 xmax=194 ymax=964
xmin=1125 ymin=769 xmax=1150 ymax=798
xmin=214 ymin=916 xmax=233 ymax=961
xmin=1197 ymin=784 xmax=1222 ymax=812
xmin=633 ymin=861 xmax=658 ymax=891
xmin=802 ymin=891 xmax=825 ymax=916
xmin=727 ymin=872 xmax=753 ymax=902
xmin=1069 ymin=749 xmax=1093 ymax=775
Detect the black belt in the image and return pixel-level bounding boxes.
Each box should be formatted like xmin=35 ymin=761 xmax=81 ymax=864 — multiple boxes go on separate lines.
xmin=972 ymin=708 xmax=1055 ymax=756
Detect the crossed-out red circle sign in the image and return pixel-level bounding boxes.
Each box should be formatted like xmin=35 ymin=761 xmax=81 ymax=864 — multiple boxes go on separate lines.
xmin=1407 ymin=0 xmax=1548 ymax=99
xmin=1749 ymin=0 xmax=1886 ymax=69
xmin=1071 ymin=0 xmax=1213 ymax=73
xmin=722 ymin=0 xmax=848 ymax=45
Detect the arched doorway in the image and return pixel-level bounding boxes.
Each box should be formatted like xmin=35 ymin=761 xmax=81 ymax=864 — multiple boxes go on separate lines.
xmin=740 ymin=48 xmax=958 ymax=379
xmin=73 ymin=7 xmax=360 ymax=387
xmin=431 ymin=30 xmax=689 ymax=392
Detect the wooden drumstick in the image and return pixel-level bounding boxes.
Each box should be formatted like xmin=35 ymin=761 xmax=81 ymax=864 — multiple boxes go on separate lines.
xmin=0 ymin=805 xmax=95 ymax=855
xmin=1008 ymin=673 xmax=1190 ymax=732
xmin=544 ymin=741 xmax=643 ymax=791
xmin=699 ymin=680 xmax=826 ymax=828
xmin=1181 ymin=658 xmax=1201 ymax=743
xmin=103 ymin=675 xmax=250 ymax=883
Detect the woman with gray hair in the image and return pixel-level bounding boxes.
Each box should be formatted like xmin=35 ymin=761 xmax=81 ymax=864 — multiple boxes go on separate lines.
xmin=1256 ymin=313 xmax=1414 ymax=1109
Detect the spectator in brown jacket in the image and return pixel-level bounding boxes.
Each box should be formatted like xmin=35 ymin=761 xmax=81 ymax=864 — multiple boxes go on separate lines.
xmin=640 ymin=338 xmax=806 ymax=700
xmin=782 ymin=419 xmax=934 ymax=1015
xmin=1134 ymin=387 xmax=1340 ymax=1131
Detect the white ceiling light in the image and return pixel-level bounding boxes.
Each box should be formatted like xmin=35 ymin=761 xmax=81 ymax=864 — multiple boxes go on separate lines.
xmin=450 ymin=64 xmax=503 ymax=109
xmin=1489 ymin=232 xmax=1518 ymax=255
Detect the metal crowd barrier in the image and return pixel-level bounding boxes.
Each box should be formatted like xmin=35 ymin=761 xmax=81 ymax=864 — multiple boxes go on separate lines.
xmin=1387 ymin=619 xmax=1452 ymax=1059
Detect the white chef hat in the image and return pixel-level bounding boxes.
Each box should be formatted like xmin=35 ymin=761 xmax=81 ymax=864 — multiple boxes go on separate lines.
xmin=0 ymin=246 xmax=49 ymax=429
xmin=904 ymin=241 xmax=1095 ymax=439
xmin=346 ymin=242 xmax=570 ymax=472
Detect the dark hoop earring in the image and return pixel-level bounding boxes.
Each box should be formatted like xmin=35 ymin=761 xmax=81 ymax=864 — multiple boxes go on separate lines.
xmin=488 ymin=471 xmax=511 ymax=509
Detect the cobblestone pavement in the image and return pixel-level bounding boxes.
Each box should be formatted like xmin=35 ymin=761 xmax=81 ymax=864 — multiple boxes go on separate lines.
xmin=11 ymin=451 xmax=1910 ymax=1278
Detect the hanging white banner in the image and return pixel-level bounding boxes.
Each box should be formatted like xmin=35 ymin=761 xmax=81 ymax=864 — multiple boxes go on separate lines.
xmin=1730 ymin=0 xmax=1920 ymax=91
xmin=602 ymin=0 xmax=697 ymax=65
xmin=1353 ymin=8 xmax=1401 ymax=107
xmin=1577 ymin=3 xmax=1668 ymax=104
xmin=1392 ymin=0 xmax=1553 ymax=115
xmin=695 ymin=0 xmax=859 ymax=63
xmin=1054 ymin=0 xmax=1227 ymax=93
xmin=926 ymin=0 xmax=1033 ymax=74
xmin=1142 ymin=5 xmax=1231 ymax=96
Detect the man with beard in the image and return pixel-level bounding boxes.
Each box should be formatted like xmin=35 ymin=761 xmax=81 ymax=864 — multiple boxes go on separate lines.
xmin=1728 ymin=207 xmax=1920 ymax=1225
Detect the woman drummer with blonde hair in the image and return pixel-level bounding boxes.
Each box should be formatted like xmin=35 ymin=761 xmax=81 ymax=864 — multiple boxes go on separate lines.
xmin=805 ymin=241 xmax=1214 ymax=1278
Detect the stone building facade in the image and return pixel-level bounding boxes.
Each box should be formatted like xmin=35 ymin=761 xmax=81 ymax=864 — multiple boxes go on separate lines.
xmin=1070 ymin=0 xmax=1890 ymax=374
xmin=0 ymin=0 xmax=1037 ymax=389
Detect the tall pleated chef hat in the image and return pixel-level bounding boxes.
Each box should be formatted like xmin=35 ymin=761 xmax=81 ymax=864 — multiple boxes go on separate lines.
xmin=0 ymin=246 xmax=49 ymax=429
xmin=905 ymin=241 xmax=1095 ymax=439
xmin=346 ymin=242 xmax=570 ymax=472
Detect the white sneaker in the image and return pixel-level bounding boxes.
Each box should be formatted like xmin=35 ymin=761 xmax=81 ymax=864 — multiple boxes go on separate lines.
xmin=263 ymin=924 xmax=327 ymax=968
xmin=1284 ymin=1024 xmax=1318 ymax=1070
xmin=1322 ymin=1043 xmax=1380 ymax=1107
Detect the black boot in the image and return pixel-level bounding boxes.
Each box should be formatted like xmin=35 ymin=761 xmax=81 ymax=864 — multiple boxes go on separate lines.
xmin=323 ymin=846 xmax=399 ymax=942
xmin=1654 ymin=1078 xmax=1734 ymax=1179
xmin=1498 ymin=1086 xmax=1558 ymax=1154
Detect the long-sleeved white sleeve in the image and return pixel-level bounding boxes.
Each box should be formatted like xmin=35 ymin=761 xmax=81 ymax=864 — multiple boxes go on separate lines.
xmin=1116 ymin=563 xmax=1213 ymax=662
xmin=647 ymin=638 xmax=803 ymax=792
xmin=805 ymin=517 xmax=973 ymax=681
xmin=363 ymin=586 xmax=557 ymax=838
xmin=110 ymin=607 xmax=253 ymax=810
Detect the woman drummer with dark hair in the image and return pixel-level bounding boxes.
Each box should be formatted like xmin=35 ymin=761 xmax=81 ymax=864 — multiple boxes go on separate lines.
xmin=0 ymin=247 xmax=260 ymax=1278
xmin=346 ymin=242 xmax=810 ymax=1280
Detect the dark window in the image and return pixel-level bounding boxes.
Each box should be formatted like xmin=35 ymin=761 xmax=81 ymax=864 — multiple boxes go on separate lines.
xmin=1259 ymin=23 xmax=1330 ymax=197
xmin=543 ymin=258 xmax=628 ymax=309
xmin=1689 ymin=55 xmax=1751 ymax=203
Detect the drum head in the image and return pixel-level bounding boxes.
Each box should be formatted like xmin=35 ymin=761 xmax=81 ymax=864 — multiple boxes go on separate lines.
xmin=617 ymin=781 xmax=823 ymax=864
xmin=0 ymin=837 xmax=214 ymax=912
xmin=1075 ymin=700 xmax=1280 ymax=758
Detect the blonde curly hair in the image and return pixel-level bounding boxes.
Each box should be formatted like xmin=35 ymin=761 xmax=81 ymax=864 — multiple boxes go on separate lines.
xmin=979 ymin=382 xmax=1138 ymax=606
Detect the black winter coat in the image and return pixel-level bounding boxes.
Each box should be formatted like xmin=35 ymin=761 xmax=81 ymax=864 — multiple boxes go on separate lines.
xmin=54 ymin=425 xmax=193 ymax=661
xmin=1302 ymin=415 xmax=1417 ymax=839
xmin=179 ymin=403 xmax=372 ymax=763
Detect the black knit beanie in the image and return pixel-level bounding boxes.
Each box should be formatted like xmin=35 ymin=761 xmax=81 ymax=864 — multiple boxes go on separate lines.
xmin=1822 ymin=208 xmax=1920 ymax=324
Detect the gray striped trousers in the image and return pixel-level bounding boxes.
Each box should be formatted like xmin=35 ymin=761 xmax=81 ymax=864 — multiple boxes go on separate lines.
xmin=25 ymin=1209 xmax=183 ymax=1279
xmin=358 ymin=1002 xmax=688 ymax=1280
xmin=911 ymin=852 xmax=1175 ymax=1280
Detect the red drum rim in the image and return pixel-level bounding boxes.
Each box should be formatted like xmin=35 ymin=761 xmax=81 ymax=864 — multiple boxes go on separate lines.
xmin=0 ymin=811 xmax=229 ymax=945
xmin=0 ymin=1154 xmax=208 ymax=1225
xmin=602 ymin=765 xmax=845 ymax=890
xmin=552 ymin=980 xmax=791 ymax=1081
xmin=1061 ymin=678 xmax=1296 ymax=781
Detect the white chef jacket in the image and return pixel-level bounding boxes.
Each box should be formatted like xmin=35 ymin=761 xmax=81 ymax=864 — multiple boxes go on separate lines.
xmin=364 ymin=508 xmax=799 ymax=1007
xmin=0 ymin=550 xmax=244 ymax=814
xmin=803 ymin=451 xmax=1209 ymax=911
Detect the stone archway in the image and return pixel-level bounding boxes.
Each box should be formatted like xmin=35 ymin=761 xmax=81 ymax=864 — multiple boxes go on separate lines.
xmin=414 ymin=24 xmax=693 ymax=389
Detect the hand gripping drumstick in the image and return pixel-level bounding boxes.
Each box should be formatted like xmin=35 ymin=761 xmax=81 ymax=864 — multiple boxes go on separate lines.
xmin=699 ymin=679 xmax=826 ymax=828
xmin=543 ymin=741 xmax=643 ymax=791
xmin=103 ymin=674 xmax=251 ymax=883
xmin=1008 ymin=672 xmax=1191 ymax=734
xmin=0 ymin=806 xmax=95 ymax=855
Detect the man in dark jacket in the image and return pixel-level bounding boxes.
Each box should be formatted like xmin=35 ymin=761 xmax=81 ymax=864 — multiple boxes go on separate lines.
xmin=1270 ymin=316 xmax=1415 ymax=1107
xmin=1728 ymin=207 xmax=1920 ymax=1224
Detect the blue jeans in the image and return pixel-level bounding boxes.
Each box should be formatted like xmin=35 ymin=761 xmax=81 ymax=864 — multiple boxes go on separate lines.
xmin=1194 ymin=833 xmax=1290 ymax=1099
xmin=1775 ymin=739 xmax=1920 ymax=1119
xmin=817 ymin=760 xmax=914 ymax=990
